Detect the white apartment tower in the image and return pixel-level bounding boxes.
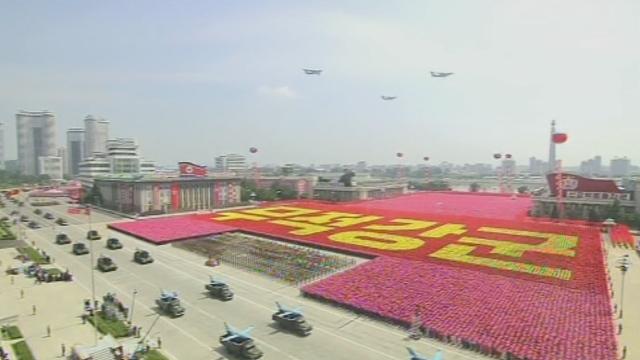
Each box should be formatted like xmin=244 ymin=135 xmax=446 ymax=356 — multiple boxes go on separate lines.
xmin=107 ymin=138 xmax=140 ymax=174
xmin=16 ymin=110 xmax=57 ymax=175
xmin=84 ymin=115 xmax=109 ymax=157
xmin=215 ymin=154 xmax=247 ymax=172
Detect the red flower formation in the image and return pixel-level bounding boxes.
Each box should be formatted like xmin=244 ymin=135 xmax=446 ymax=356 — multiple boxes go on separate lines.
xmin=610 ymin=224 xmax=636 ymax=248
xmin=109 ymin=215 xmax=236 ymax=244
xmin=303 ymin=256 xmax=617 ymax=360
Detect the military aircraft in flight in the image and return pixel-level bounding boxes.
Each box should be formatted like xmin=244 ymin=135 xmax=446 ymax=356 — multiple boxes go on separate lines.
xmin=407 ymin=347 xmax=443 ymax=360
xmin=302 ymin=69 xmax=323 ymax=75
xmin=381 ymin=96 xmax=397 ymax=101
xmin=430 ymin=71 xmax=454 ymax=78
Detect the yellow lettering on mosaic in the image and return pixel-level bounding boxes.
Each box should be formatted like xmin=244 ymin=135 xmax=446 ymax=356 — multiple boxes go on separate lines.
xmin=420 ymin=224 xmax=467 ymax=238
xmin=213 ymin=212 xmax=267 ymax=221
xmin=291 ymin=212 xmax=382 ymax=227
xmin=243 ymin=206 xmax=320 ymax=218
xmin=330 ymin=231 xmax=424 ymax=251
xmin=430 ymin=244 xmax=572 ymax=280
xmin=364 ymin=218 xmax=438 ymax=232
xmin=269 ymin=220 xmax=333 ymax=236
xmin=473 ymin=227 xmax=578 ymax=257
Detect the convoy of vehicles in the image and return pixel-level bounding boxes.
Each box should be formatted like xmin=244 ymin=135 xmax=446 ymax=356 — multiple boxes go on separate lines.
xmin=5 ymin=198 xmax=320 ymax=359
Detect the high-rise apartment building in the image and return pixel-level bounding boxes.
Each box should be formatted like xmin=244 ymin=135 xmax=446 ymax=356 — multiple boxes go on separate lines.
xmin=84 ymin=115 xmax=109 ymax=157
xmin=215 ymin=154 xmax=247 ymax=172
xmin=38 ymin=156 xmax=63 ymax=180
xmin=107 ymin=138 xmax=140 ymax=174
xmin=610 ymin=157 xmax=631 ymax=177
xmin=16 ymin=110 xmax=56 ymax=175
xmin=66 ymin=128 xmax=85 ymax=176
xmin=528 ymin=157 xmax=547 ymax=176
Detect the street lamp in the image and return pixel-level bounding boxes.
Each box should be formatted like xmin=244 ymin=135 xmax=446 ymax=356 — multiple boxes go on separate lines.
xmin=129 ymin=289 xmax=138 ymax=324
xmin=616 ymin=254 xmax=631 ymax=318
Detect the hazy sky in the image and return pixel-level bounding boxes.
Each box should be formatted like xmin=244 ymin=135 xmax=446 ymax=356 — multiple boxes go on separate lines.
xmin=1 ymin=0 xmax=639 ymax=166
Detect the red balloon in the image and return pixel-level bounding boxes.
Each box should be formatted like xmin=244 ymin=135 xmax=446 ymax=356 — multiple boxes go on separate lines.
xmin=423 ymin=156 xmax=430 ymax=161
xmin=552 ymin=133 xmax=568 ymax=144
xmin=493 ymin=153 xmax=502 ymax=159
xmin=249 ymin=147 xmax=258 ymax=154
xmin=396 ymin=152 xmax=404 ymax=158
xmin=505 ymin=154 xmax=512 ymax=159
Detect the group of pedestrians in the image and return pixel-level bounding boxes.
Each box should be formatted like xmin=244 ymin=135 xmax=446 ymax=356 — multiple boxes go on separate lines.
xmin=0 ymin=346 xmax=10 ymax=360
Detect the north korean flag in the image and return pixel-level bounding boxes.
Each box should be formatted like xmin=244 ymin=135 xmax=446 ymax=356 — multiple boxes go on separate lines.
xmin=178 ymin=162 xmax=208 ymax=177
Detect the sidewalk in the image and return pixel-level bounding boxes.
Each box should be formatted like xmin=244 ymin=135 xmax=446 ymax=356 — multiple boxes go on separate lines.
xmin=605 ymin=239 xmax=639 ymax=360
xmin=0 ymin=248 xmax=98 ymax=359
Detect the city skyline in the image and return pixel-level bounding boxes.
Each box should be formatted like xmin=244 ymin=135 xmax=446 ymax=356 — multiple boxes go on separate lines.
xmin=1 ymin=1 xmax=639 ymax=166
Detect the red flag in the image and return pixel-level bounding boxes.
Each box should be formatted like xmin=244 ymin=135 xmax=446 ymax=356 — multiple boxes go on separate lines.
xmin=178 ymin=162 xmax=207 ymax=177
xmin=67 ymin=207 xmax=82 ymax=215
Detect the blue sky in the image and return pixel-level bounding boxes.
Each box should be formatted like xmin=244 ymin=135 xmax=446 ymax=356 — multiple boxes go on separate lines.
xmin=1 ymin=0 xmax=639 ymax=166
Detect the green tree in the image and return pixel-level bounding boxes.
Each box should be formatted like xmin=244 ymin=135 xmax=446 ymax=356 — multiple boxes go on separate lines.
xmin=83 ymin=184 xmax=103 ymax=206
xmin=517 ymin=186 xmax=529 ymax=194
xmin=469 ymin=182 xmax=480 ymax=192
xmin=588 ymin=208 xmax=600 ymax=223
xmin=550 ymin=205 xmax=559 ymax=219
xmin=605 ymin=199 xmax=622 ymax=221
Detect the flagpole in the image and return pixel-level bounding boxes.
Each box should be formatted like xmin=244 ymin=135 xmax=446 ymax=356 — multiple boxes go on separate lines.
xmin=86 ymin=203 xmax=98 ymax=345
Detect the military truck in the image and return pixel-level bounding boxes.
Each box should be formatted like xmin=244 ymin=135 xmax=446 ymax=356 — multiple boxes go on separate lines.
xmin=97 ymin=255 xmax=117 ymax=272
xmin=86 ymin=230 xmax=101 ymax=240
xmin=72 ymin=242 xmax=90 ymax=255
xmin=133 ymin=249 xmax=153 ymax=264
xmin=156 ymin=291 xmax=185 ymax=317
xmin=55 ymin=233 xmax=71 ymax=245
xmin=55 ymin=218 xmax=68 ymax=226
xmin=271 ymin=302 xmax=313 ymax=336
xmin=205 ymin=278 xmax=234 ymax=301
xmin=219 ymin=324 xmax=263 ymax=359
xmin=106 ymin=238 xmax=123 ymax=250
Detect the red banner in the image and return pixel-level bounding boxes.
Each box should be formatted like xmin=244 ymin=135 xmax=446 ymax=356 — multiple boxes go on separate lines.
xmin=178 ymin=162 xmax=207 ymax=177
xmin=171 ymin=183 xmax=181 ymax=210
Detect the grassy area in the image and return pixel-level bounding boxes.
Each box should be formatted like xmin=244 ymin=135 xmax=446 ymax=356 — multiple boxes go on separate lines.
xmin=1 ymin=325 xmax=23 ymax=340
xmin=87 ymin=311 xmax=130 ymax=338
xmin=11 ymin=341 xmax=36 ymax=360
xmin=144 ymin=350 xmax=170 ymax=360
xmin=0 ymin=222 xmax=16 ymax=240
xmin=17 ymin=247 xmax=49 ymax=264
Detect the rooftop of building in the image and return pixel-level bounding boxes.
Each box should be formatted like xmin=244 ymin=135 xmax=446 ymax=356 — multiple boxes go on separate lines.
xmin=94 ymin=173 xmax=241 ymax=183
xmin=17 ymin=110 xmax=54 ymax=115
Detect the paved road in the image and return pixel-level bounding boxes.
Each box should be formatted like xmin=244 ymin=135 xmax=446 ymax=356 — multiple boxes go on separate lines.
xmin=3 ymin=199 xmax=487 ymax=360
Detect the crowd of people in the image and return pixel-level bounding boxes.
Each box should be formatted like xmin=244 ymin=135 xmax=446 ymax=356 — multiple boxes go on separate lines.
xmin=0 ymin=346 xmax=9 ymax=360
xmin=178 ymin=233 xmax=356 ymax=284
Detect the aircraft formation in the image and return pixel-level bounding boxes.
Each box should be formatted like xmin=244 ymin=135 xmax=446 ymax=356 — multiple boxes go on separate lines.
xmin=302 ymin=68 xmax=454 ymax=101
